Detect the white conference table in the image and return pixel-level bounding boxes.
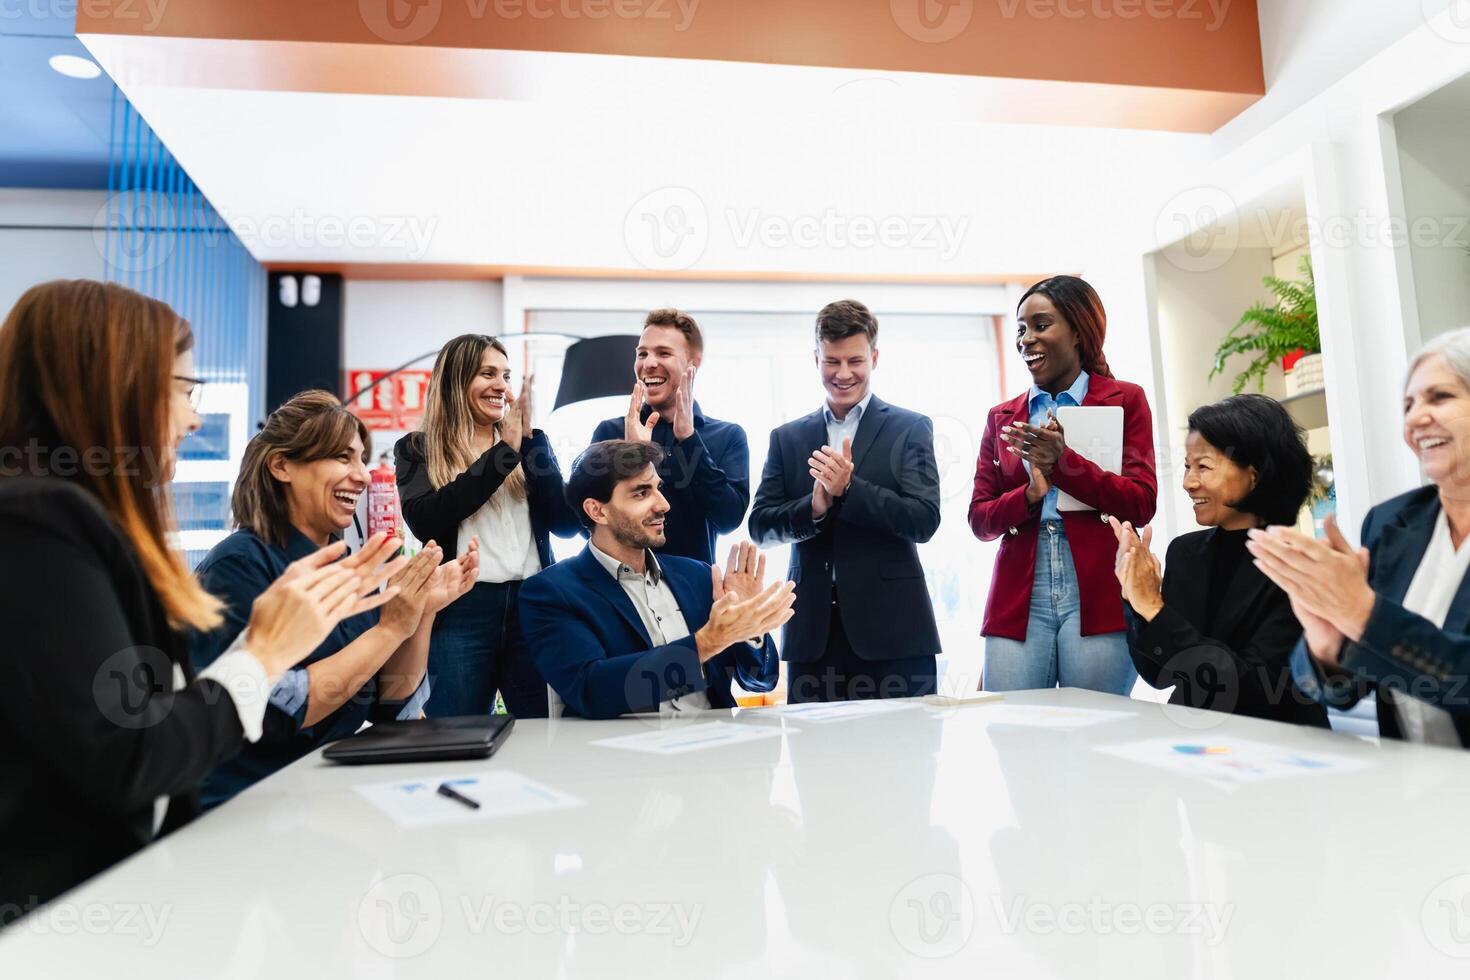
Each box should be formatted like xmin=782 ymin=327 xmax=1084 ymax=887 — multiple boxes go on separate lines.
xmin=5 ymin=688 xmax=1470 ymax=978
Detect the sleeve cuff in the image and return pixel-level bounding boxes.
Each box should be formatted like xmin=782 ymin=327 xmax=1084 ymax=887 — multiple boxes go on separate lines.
xmin=268 ymin=668 xmax=310 ymax=721
xmin=393 ymin=677 xmax=432 ymax=721
xmin=197 ymin=633 xmax=270 ymax=743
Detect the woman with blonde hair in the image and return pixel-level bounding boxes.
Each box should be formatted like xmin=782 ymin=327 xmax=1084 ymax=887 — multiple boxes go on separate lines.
xmin=0 ymin=280 xmax=403 ymax=920
xmin=395 ymin=334 xmax=580 ymax=717
xmin=191 ymin=390 xmax=479 ymax=807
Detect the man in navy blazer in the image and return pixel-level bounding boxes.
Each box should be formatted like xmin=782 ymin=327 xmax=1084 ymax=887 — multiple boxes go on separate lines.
xmin=519 ymin=440 xmax=793 ymax=720
xmin=589 ymin=309 xmax=749 ymax=564
xmin=749 ymin=300 xmax=942 ymax=703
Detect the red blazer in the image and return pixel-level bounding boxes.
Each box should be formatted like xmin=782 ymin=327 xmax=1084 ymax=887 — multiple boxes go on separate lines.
xmin=969 ymin=375 xmax=1157 ymax=640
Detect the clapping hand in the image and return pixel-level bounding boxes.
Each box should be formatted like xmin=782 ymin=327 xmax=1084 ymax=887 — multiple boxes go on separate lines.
xmin=1001 ymin=412 xmax=1065 ymax=504
xmin=809 ymin=437 xmax=854 ymax=498
xmin=1107 ymin=517 xmax=1163 ymax=620
xmin=245 ymin=532 xmax=407 ymax=679
xmin=1247 ymin=516 xmax=1373 ymax=656
xmin=423 ymin=536 xmax=480 ymax=616
xmin=377 ymin=542 xmax=445 ymax=640
xmin=696 ymin=576 xmax=796 ymax=663
xmin=714 ymin=542 xmax=767 ymax=604
xmin=625 ymin=382 xmax=660 ymax=443
xmin=672 ymin=365 xmax=697 ymax=441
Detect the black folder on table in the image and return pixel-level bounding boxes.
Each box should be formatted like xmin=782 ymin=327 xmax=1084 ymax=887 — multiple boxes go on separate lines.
xmin=323 ymin=715 xmax=515 ymax=765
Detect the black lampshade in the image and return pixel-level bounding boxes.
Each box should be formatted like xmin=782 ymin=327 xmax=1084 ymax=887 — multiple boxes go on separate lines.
xmin=553 ymin=335 xmax=639 ymax=410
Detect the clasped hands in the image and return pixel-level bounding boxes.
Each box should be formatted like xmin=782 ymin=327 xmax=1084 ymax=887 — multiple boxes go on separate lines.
xmin=1000 ymin=412 xmax=1065 ymax=506
xmin=1107 ymin=516 xmax=1164 ymax=621
xmin=695 ymin=541 xmax=796 ymax=662
xmin=626 ymin=365 xmax=698 ymax=443
xmin=1245 ymin=516 xmax=1374 ymax=665
xmin=809 ymin=437 xmax=854 ymax=519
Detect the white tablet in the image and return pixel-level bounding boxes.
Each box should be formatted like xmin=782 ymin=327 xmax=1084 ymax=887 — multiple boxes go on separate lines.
xmin=1054 ymin=405 xmax=1124 ymax=512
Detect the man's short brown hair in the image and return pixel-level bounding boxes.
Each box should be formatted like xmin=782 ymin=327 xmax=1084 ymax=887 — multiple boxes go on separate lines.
xmin=643 ymin=308 xmax=703 ymax=356
xmin=815 ymin=299 xmax=878 ymax=348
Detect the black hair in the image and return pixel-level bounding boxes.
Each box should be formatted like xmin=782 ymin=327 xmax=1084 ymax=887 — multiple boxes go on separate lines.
xmin=1017 ymin=275 xmax=1113 ymax=379
xmin=565 ymin=440 xmax=665 ymax=531
xmin=1186 ymin=394 xmax=1313 ymax=527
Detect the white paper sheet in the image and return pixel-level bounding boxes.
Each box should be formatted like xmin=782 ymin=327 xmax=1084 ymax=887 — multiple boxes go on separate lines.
xmin=355 ymin=770 xmax=585 ymax=827
xmin=759 ymin=698 xmax=925 ymax=723
xmin=1096 ymin=736 xmax=1373 ymax=784
xmin=590 ymin=720 xmax=789 ymax=754
xmin=980 ymin=704 xmax=1135 ymax=728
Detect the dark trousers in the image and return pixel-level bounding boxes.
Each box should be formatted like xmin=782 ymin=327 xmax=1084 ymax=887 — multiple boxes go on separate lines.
xmin=426 ymin=580 xmax=549 ymax=718
xmin=787 ymin=595 xmax=937 ymax=704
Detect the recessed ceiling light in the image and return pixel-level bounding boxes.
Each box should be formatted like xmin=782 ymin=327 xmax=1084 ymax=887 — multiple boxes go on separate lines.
xmin=49 ymin=55 xmax=102 ymax=80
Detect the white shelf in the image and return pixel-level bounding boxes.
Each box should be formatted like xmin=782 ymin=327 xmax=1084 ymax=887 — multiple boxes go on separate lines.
xmin=1278 ymin=387 xmax=1328 ymax=430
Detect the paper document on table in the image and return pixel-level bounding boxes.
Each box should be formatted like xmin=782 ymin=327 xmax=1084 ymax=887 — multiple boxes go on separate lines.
xmin=1097 ymin=736 xmax=1372 ymax=785
xmin=591 ymin=720 xmax=788 ymax=754
xmin=761 ymin=699 xmax=924 ymax=723
xmin=355 ymin=770 xmax=585 ymax=828
xmin=981 ymin=704 xmax=1134 ymax=728
xmin=923 ymin=688 xmax=1005 ymax=709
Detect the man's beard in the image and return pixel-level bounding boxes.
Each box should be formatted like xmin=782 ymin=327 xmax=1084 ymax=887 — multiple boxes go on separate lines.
xmin=609 ymin=510 xmax=666 ymax=551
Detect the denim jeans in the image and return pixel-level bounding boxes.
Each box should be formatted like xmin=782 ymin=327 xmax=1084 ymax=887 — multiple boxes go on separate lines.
xmin=426 ymin=580 xmax=549 ymax=718
xmin=983 ymin=520 xmax=1136 ymax=695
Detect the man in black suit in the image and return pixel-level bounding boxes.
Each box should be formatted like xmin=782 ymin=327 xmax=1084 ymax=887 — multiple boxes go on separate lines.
xmin=749 ymin=299 xmax=942 ymax=702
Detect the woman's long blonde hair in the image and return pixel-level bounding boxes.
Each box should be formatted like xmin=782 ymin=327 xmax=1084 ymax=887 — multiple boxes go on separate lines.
xmin=0 ymin=280 xmax=223 ymax=631
xmin=420 ymin=334 xmax=526 ymax=500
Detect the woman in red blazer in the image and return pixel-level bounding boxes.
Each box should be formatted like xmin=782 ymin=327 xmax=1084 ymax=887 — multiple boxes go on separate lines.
xmin=969 ymin=276 xmax=1157 ymax=693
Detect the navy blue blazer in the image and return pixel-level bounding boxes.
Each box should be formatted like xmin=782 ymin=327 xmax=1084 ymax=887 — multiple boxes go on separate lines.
xmin=1327 ymin=486 xmax=1470 ymax=744
xmin=518 ymin=546 xmax=779 ymax=719
xmin=589 ymin=402 xmax=750 ymax=564
xmin=748 ymin=395 xmax=942 ymax=663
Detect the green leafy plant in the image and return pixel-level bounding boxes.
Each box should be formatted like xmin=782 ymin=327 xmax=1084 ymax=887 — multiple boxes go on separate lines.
xmin=1209 ymin=255 xmax=1319 ymax=394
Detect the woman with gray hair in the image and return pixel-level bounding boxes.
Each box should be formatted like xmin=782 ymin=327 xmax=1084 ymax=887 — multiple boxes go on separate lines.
xmin=1247 ymin=327 xmax=1470 ymax=746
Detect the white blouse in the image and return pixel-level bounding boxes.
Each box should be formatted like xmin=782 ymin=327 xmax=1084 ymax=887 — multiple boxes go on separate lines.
xmin=1394 ymin=509 xmax=1468 ymax=746
xmin=460 ymin=492 xmax=540 ymax=583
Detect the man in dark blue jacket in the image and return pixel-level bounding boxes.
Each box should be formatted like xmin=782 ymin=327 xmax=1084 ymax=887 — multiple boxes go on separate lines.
xmin=749 ymin=300 xmax=942 ymax=703
xmin=520 ymin=440 xmax=792 ymax=719
xmin=589 ymin=309 xmax=749 ymax=564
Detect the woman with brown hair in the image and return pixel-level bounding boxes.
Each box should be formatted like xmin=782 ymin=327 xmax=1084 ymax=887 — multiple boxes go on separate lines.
xmin=969 ymin=275 xmax=1158 ymax=694
xmin=191 ymin=390 xmax=479 ymax=807
xmin=395 ymin=334 xmax=580 ymax=717
xmin=0 ymin=280 xmax=404 ymax=920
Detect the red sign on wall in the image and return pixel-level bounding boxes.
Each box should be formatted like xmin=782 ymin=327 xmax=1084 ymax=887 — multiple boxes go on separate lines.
xmin=345 ymin=370 xmax=432 ymax=431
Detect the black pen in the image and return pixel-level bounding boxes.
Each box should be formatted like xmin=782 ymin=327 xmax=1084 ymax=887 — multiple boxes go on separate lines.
xmin=436 ymin=782 xmax=480 ymax=809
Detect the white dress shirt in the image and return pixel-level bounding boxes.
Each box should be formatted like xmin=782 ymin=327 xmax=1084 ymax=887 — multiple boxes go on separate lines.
xmin=588 ymin=541 xmax=712 ymax=716
xmin=1394 ymin=509 xmax=1468 ymax=747
xmin=824 ymin=389 xmax=874 ymax=450
xmin=460 ymin=492 xmax=541 ymax=583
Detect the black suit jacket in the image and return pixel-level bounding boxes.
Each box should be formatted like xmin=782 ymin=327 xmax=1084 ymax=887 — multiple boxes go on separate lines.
xmin=393 ymin=429 xmax=580 ymax=565
xmin=1128 ymin=529 xmax=1329 ymax=728
xmin=0 ymin=478 xmax=246 ymax=920
xmin=1326 ymin=486 xmax=1470 ymax=745
xmin=748 ymin=396 xmax=942 ymax=663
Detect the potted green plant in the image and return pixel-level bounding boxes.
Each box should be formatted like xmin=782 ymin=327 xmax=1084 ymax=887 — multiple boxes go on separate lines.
xmin=1209 ymin=254 xmax=1320 ymax=396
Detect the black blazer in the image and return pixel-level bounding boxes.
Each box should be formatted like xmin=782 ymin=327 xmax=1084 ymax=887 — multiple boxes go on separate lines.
xmin=0 ymin=479 xmax=246 ymax=920
xmin=748 ymin=396 xmax=942 ymax=663
xmin=1327 ymin=486 xmax=1470 ymax=745
xmin=1128 ymin=529 xmax=1329 ymax=728
xmin=393 ymin=429 xmax=580 ymax=566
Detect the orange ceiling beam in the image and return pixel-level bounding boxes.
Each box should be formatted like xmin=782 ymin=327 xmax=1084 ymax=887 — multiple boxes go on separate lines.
xmin=77 ymin=0 xmax=1263 ymax=104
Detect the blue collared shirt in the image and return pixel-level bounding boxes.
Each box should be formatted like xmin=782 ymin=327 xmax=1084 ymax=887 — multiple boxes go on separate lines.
xmin=1026 ymin=370 xmax=1090 ymax=522
xmin=823 ymin=389 xmax=873 ymax=450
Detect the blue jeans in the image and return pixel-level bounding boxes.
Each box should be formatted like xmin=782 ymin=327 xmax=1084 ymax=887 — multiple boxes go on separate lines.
xmin=426 ymin=580 xmax=549 ymax=718
xmin=983 ymin=520 xmax=1135 ymax=695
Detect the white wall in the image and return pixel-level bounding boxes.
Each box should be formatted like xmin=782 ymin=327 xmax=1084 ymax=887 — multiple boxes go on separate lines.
xmin=342 ymin=279 xmax=503 ymax=370
xmin=1394 ymin=108 xmax=1470 ymax=340
xmin=0 ymin=189 xmax=107 ymax=315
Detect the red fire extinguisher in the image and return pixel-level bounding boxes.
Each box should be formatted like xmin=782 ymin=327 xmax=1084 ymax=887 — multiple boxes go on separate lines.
xmin=367 ymin=454 xmax=400 ymax=541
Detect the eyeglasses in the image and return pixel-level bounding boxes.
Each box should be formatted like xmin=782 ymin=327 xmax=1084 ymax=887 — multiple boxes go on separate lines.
xmin=173 ymin=375 xmax=205 ymax=412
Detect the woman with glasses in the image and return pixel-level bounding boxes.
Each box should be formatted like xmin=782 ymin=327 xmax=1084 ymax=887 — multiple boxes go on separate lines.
xmin=0 ymin=280 xmax=403 ymax=922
